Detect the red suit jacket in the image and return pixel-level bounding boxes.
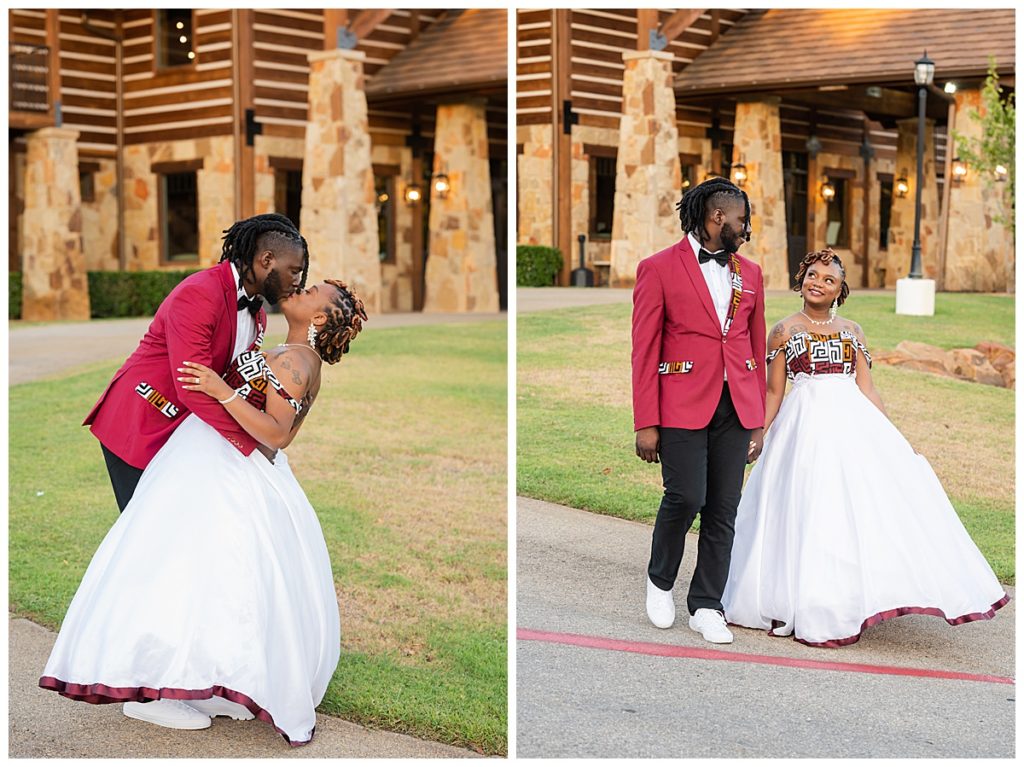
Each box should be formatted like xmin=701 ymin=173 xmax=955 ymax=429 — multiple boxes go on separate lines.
xmin=631 ymin=237 xmax=767 ymax=432
xmin=84 ymin=260 xmax=267 ymax=469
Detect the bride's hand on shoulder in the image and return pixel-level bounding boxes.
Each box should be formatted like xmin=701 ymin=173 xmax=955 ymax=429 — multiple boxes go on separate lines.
xmin=178 ymin=360 xmax=235 ymax=402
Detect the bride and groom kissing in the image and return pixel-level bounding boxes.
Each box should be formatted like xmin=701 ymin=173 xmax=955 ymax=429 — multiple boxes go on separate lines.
xmin=39 ymin=213 xmax=367 ymax=745
xmin=633 ymin=178 xmax=1008 ymax=648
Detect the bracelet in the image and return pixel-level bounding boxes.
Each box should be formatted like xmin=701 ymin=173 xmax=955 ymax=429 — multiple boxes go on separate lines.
xmin=218 ymin=390 xmax=239 ymax=405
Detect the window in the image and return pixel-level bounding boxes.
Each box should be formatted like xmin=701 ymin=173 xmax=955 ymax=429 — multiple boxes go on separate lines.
xmin=156 ymin=10 xmax=195 ymax=69
xmin=586 ymin=146 xmax=617 ymax=240
xmin=823 ymin=168 xmax=854 ymax=249
xmin=274 ymin=171 xmax=302 ymax=230
xmin=373 ymin=164 xmax=399 ymax=264
xmin=153 ymin=160 xmax=202 ymax=264
xmin=78 ymin=162 xmax=99 ymax=204
xmin=877 ymin=173 xmax=894 ymax=251
xmin=679 ymin=152 xmax=700 ymax=194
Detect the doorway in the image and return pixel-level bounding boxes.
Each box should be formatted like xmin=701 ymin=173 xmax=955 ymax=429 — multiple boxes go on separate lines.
xmin=782 ymin=150 xmax=808 ymax=284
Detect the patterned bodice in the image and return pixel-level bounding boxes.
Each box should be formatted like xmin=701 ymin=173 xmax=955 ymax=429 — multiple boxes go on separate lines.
xmin=767 ymin=330 xmax=872 ymax=381
xmin=222 ymin=349 xmax=304 ymax=415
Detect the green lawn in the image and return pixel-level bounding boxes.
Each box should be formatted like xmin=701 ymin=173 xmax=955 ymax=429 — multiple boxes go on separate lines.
xmin=517 ymin=293 xmax=1014 ymax=584
xmin=10 ymin=320 xmax=508 ymax=755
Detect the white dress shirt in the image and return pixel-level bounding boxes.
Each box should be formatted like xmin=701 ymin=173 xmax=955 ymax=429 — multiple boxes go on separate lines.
xmin=688 ymin=232 xmax=732 ymax=381
xmin=230 ymin=262 xmax=258 ymax=361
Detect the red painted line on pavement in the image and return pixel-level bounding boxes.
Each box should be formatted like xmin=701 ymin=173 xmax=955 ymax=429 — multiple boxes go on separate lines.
xmin=517 ymin=628 xmax=1014 ymax=686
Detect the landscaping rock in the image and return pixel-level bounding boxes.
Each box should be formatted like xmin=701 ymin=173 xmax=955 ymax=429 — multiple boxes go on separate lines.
xmin=875 ymin=340 xmax=1014 ymax=389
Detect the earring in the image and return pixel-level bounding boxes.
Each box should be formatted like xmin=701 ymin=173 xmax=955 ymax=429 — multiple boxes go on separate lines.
xmin=307 ymin=322 xmax=317 ymax=349
xmin=829 ymin=299 xmax=838 ymax=321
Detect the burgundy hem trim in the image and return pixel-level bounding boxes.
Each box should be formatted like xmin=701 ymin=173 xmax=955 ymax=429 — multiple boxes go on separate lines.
xmin=759 ymin=593 xmax=1010 ymax=648
xmin=37 ymin=677 xmax=314 ymax=747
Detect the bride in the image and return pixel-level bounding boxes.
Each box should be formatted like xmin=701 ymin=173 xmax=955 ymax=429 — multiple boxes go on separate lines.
xmin=39 ymin=278 xmax=367 ymax=745
xmin=723 ymin=248 xmax=1008 ymax=647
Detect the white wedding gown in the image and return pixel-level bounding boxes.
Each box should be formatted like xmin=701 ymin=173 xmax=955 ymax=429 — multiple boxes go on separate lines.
xmin=722 ymin=330 xmax=1008 ymax=647
xmin=39 ymin=413 xmax=340 ymax=745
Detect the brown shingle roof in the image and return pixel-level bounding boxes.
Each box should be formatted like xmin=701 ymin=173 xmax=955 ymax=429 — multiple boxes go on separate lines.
xmin=674 ymin=9 xmax=1015 ymax=95
xmin=365 ymin=9 xmax=507 ymax=99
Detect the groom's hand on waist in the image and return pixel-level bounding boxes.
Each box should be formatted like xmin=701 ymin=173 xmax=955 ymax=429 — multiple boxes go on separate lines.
xmin=635 ymin=426 xmax=660 ymax=463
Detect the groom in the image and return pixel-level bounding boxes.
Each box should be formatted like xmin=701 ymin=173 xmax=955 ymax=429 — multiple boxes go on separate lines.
xmin=631 ymin=177 xmax=767 ymax=644
xmin=85 ymin=214 xmax=308 ymax=515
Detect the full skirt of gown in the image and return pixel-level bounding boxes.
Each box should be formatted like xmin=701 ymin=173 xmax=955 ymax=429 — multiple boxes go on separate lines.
xmin=722 ymin=373 xmax=1008 ymax=647
xmin=39 ymin=414 xmax=341 ymax=745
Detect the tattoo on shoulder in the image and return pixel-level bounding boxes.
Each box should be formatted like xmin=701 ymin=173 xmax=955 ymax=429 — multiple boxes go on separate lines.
xmin=290 ymin=368 xmax=302 ymax=386
xmin=769 ymin=321 xmax=786 ymax=342
xmin=278 ymin=356 xmax=292 ymax=370
xmin=790 ymin=321 xmax=808 ymax=334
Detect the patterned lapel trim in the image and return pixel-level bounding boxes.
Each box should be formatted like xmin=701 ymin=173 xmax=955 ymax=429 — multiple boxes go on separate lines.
xmin=722 ymin=255 xmax=743 ymax=338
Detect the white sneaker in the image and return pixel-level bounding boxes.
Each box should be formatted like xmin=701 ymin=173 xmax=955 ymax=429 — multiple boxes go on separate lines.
xmin=688 ymin=608 xmax=734 ymax=644
xmin=123 ymin=699 xmax=211 ymax=730
xmin=186 ymin=695 xmax=255 ymax=720
xmin=646 ymin=577 xmax=675 ymax=629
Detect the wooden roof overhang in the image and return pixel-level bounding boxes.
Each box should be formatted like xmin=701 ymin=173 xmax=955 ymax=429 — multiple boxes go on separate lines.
xmin=365 ymin=8 xmax=507 ymax=107
xmin=674 ymin=9 xmax=1014 ymax=124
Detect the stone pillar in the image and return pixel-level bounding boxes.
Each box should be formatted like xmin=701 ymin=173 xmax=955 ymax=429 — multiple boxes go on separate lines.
xmin=21 ymin=127 xmax=90 ymax=321
xmin=302 ymin=48 xmax=381 ymax=313
xmin=731 ymin=97 xmax=789 ymax=289
xmin=609 ymin=50 xmax=682 ymax=287
xmin=885 ymin=117 xmax=939 ymax=286
xmin=423 ymin=99 xmax=498 ymax=313
xmin=517 ymin=124 xmax=553 ymax=246
xmin=944 ymin=88 xmax=1013 ymax=292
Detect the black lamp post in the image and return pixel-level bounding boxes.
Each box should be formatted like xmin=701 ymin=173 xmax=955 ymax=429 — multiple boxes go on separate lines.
xmin=908 ymin=51 xmax=935 ymax=279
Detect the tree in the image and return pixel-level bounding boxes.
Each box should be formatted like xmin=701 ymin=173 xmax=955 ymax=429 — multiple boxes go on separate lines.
xmin=952 ymin=57 xmax=1015 ymax=233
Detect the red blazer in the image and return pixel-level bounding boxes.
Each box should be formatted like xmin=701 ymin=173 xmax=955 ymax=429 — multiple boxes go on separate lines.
xmin=631 ymin=237 xmax=767 ymax=432
xmin=84 ymin=261 xmax=267 ymax=469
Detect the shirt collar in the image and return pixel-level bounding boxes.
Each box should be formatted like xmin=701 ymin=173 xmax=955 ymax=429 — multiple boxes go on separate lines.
xmin=230 ymin=262 xmax=255 ymax=301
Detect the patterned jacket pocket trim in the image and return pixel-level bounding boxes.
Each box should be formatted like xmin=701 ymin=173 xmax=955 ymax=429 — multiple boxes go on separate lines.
xmin=659 ymin=361 xmax=694 ymax=375
xmin=135 ymin=382 xmax=180 ymax=419
xmin=745 ymin=358 xmax=758 ymax=371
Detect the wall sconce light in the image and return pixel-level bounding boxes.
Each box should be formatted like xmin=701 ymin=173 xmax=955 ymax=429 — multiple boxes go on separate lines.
xmin=944 ymin=81 xmax=957 ymax=95
xmin=895 ymin=172 xmax=910 ymax=198
xmin=681 ymin=177 xmax=691 ymax=190
xmin=432 ymin=172 xmax=450 ymax=199
xmin=731 ymin=162 xmax=748 ymax=188
xmin=994 ymin=164 xmax=1008 ymax=182
xmin=951 ymin=157 xmax=968 ymax=184
xmin=404 ymin=182 xmax=423 ymax=204
xmin=820 ymin=177 xmax=836 ymax=203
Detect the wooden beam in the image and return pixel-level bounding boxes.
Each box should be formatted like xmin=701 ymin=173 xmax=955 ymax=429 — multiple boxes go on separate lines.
xmin=709 ymin=10 xmax=720 ymax=45
xmin=45 ymin=9 xmax=61 ymax=124
xmin=323 ymin=9 xmax=348 ymax=50
xmin=409 ymin=10 xmax=420 ymax=42
xmin=636 ymin=9 xmax=658 ymax=50
xmin=410 ymin=153 xmax=425 ymax=310
xmin=660 ymin=9 xmax=704 ymax=44
xmin=350 ymin=9 xmax=393 ymax=41
xmin=233 ymin=9 xmax=256 ymax=219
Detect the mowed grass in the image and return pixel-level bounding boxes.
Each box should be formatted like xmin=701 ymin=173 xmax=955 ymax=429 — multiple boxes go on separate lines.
xmin=517 ymin=293 xmax=1014 ymax=584
xmin=9 ymin=320 xmax=507 ymax=755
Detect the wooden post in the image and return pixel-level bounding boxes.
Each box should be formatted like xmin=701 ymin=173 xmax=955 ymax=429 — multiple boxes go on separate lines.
xmin=411 ymin=153 xmax=425 ymax=311
xmin=552 ymin=9 xmax=573 ymax=285
xmin=324 ymin=10 xmax=348 ymax=49
xmin=636 ymin=9 xmax=658 ymax=50
xmin=806 ymin=153 xmax=817 ymax=254
xmin=233 ymin=9 xmax=256 ymax=219
xmin=45 ymin=9 xmax=61 ymax=125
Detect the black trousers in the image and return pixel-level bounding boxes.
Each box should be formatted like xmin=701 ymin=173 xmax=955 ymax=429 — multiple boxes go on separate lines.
xmin=647 ymin=380 xmax=751 ymax=615
xmin=101 ymin=445 xmax=145 ymax=513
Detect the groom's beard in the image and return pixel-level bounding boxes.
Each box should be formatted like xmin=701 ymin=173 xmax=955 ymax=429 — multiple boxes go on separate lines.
xmin=719 ymin=222 xmax=744 ymax=253
xmin=261 ymin=269 xmax=286 ymax=305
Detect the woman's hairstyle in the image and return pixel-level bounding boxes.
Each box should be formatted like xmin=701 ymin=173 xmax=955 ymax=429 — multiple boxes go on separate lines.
xmin=219 ymin=213 xmax=309 ymax=290
xmin=313 ymin=279 xmax=369 ymax=365
xmin=675 ymin=176 xmax=751 ymax=242
xmin=793 ymin=248 xmax=850 ymax=306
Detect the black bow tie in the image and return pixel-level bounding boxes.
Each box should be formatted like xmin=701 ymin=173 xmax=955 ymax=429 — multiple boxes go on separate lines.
xmin=698 ymin=248 xmax=730 ymax=267
xmin=237 ymin=293 xmax=264 ymax=316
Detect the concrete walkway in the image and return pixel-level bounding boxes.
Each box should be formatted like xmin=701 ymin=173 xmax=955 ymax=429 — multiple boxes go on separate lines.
xmin=516 ymin=496 xmax=1015 ymax=758
xmin=8 ymin=310 xmax=499 ymax=757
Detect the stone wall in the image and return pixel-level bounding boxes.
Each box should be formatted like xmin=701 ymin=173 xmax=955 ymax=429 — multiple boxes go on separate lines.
xmin=517 ymin=123 xmax=553 ymax=246
xmin=253 ymin=134 xmax=304 ymax=218
xmin=21 ymin=127 xmax=89 ymax=320
xmin=864 ymin=156 xmax=896 ymax=288
xmin=424 ymin=100 xmax=498 ymax=312
xmin=944 ymin=87 xmax=1014 ymax=292
xmin=123 ymin=135 xmax=236 ymax=271
xmin=609 ymin=50 xmax=682 ymax=287
xmin=885 ymin=117 xmax=940 ymax=286
xmin=301 ymin=48 xmax=382 ymax=314
xmin=810 ymin=152 xmax=869 ymax=289
xmin=732 ymin=97 xmax=788 ymax=289
xmin=81 ymin=158 xmax=119 ymax=271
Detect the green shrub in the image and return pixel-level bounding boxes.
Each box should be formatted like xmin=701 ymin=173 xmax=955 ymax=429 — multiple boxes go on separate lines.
xmin=9 ymin=272 xmax=23 ymax=320
xmin=88 ymin=270 xmax=200 ymax=318
xmin=516 ymin=245 xmax=563 ymax=287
